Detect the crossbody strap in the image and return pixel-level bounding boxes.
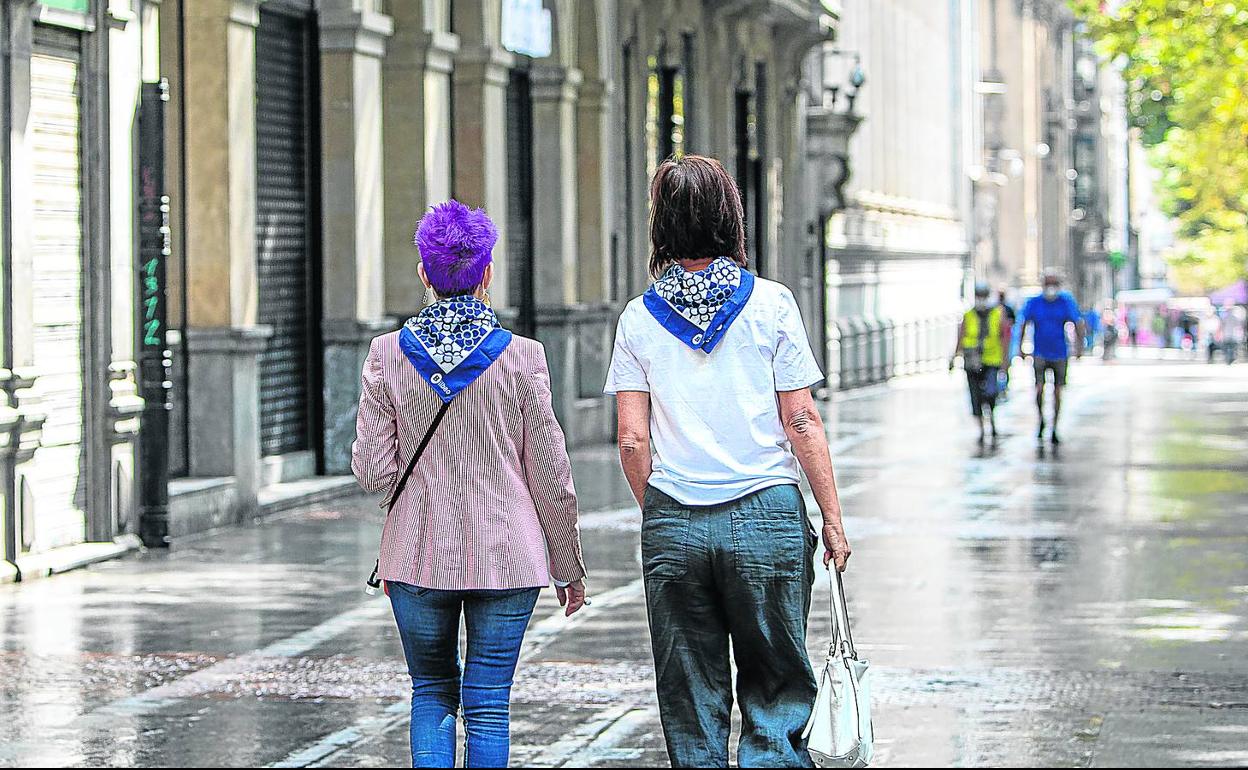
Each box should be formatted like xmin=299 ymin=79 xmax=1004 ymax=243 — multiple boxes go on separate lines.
xmin=386 ymin=400 xmax=451 ymax=512
xmin=365 ymin=400 xmax=451 ymax=594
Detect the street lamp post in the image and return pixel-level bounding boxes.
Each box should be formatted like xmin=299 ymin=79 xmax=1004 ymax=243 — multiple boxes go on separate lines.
xmin=137 ymin=81 xmax=173 ymax=548
xmin=806 ymin=51 xmax=865 ymax=386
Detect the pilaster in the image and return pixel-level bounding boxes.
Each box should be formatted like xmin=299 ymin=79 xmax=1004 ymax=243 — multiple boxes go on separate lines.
xmin=575 ymin=76 xmax=611 ymax=302
xmin=451 ymin=43 xmax=514 ymax=307
xmin=382 ymin=2 xmax=460 ymax=317
xmin=530 ymin=64 xmax=582 ymax=306
xmin=184 ymin=325 xmax=271 ymax=516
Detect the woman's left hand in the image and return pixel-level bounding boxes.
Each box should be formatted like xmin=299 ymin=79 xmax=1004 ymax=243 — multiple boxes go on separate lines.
xmin=823 ymin=524 xmax=852 ymax=573
xmin=556 ymin=580 xmax=586 ymax=616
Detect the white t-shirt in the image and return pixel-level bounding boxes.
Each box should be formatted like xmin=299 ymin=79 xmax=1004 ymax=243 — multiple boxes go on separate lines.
xmin=604 ymin=277 xmax=824 ymax=506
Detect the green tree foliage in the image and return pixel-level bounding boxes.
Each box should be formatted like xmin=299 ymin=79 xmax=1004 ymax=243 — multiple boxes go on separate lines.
xmin=1071 ymin=0 xmax=1248 ymax=291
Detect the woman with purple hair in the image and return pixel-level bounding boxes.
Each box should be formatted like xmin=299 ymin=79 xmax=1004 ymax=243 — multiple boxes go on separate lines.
xmin=351 ymin=200 xmax=587 ymax=768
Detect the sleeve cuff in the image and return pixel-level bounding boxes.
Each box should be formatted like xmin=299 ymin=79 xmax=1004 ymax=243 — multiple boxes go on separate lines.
xmin=550 ymin=563 xmax=587 ymax=585
xmin=603 ymin=383 xmax=650 ymax=395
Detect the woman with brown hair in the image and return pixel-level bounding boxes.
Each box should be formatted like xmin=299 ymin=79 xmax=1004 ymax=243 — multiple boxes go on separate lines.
xmin=604 ymin=155 xmax=852 ymax=768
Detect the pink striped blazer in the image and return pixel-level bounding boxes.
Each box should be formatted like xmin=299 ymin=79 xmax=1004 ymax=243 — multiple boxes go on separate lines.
xmin=351 ymin=331 xmax=586 ymax=590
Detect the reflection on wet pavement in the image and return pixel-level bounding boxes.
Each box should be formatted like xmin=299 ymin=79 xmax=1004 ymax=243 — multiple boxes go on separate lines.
xmin=2 ymin=360 xmax=1247 ymax=767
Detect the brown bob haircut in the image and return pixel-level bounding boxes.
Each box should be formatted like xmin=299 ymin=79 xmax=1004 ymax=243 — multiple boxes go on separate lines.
xmin=648 ymin=155 xmax=748 ymax=278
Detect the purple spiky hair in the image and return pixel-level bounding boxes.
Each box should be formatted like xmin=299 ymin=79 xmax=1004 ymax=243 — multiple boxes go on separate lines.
xmin=414 ymin=200 xmax=499 ymax=297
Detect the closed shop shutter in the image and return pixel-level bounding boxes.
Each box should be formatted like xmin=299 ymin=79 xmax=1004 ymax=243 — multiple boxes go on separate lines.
xmin=26 ymin=25 xmax=87 ymax=551
xmin=506 ymin=69 xmax=535 ymax=336
xmin=255 ymin=8 xmax=317 ymax=457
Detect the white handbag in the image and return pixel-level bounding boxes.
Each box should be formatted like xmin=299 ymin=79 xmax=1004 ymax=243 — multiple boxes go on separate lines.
xmin=803 ymin=567 xmax=874 ymax=767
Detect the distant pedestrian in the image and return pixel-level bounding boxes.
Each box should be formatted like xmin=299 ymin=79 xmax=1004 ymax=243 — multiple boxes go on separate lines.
xmin=1223 ymin=305 xmax=1245 ymax=364
xmin=997 ymin=287 xmax=1018 ymax=398
xmin=1019 ymin=274 xmax=1085 ymax=445
xmin=1102 ymin=310 xmax=1118 ymax=361
xmin=1083 ymin=306 xmax=1100 ymax=353
xmin=951 ymin=283 xmax=1012 ymax=444
xmin=1152 ymin=312 xmax=1167 ymax=346
xmin=605 ymin=155 xmax=851 ymax=768
xmin=352 ymin=201 xmax=587 ymax=768
xmin=1205 ymin=313 xmax=1223 ymax=363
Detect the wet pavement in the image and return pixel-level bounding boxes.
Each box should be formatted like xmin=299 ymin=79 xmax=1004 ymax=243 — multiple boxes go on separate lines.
xmin=3 ymin=358 xmax=1248 ymax=767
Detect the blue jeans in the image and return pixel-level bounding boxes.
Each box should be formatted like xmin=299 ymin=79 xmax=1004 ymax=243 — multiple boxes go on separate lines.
xmin=387 ymin=582 xmax=539 ymax=768
xmin=642 ymin=483 xmax=818 ymax=768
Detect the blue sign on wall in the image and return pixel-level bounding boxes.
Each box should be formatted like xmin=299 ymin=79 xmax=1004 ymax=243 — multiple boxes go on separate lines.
xmin=41 ymin=0 xmax=90 ymax=12
xmin=501 ymin=0 xmax=552 ymax=59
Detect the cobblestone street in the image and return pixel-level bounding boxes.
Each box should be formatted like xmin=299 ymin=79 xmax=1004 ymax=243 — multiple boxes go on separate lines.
xmin=3 ymin=358 xmax=1248 ymax=767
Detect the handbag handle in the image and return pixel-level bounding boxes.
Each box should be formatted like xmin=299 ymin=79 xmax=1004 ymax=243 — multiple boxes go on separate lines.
xmin=825 ymin=566 xmax=858 ymax=660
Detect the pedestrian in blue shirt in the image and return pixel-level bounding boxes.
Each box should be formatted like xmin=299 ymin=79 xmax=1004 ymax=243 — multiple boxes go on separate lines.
xmin=1083 ymin=307 xmax=1100 ymax=352
xmin=1020 ymin=274 xmax=1085 ymax=445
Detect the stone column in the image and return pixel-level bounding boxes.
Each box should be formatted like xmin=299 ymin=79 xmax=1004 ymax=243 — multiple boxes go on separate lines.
xmin=179 ymin=0 xmax=267 ymax=514
xmin=6 ymin=1 xmax=35 ymax=375
xmin=452 ymin=42 xmax=513 ymax=306
xmin=103 ymin=0 xmax=146 ymax=541
xmin=530 ymin=64 xmax=581 ymax=306
xmin=184 ymin=326 xmax=271 ymax=498
xmin=0 ymin=369 xmax=45 ymax=570
xmin=575 ymin=76 xmax=610 ymax=302
xmin=319 ymin=3 xmax=394 ymax=474
xmin=2 ymin=3 xmax=44 ymax=561
xmin=382 ymin=2 xmax=458 ymax=318
xmin=0 ymin=370 xmax=19 ymax=572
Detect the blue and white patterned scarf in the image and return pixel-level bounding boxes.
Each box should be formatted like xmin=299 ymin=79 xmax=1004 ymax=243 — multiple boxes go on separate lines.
xmin=643 ymin=257 xmax=756 ymax=353
xmin=399 ymin=295 xmax=513 ymax=402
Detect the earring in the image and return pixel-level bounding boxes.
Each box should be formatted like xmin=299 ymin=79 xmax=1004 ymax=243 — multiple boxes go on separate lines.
xmin=423 ymin=287 xmax=435 ymax=307
xmin=483 ymin=289 xmax=492 ymax=307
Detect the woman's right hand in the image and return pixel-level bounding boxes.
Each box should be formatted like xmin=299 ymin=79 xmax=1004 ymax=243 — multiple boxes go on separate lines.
xmin=556 ymin=580 xmax=586 ymax=616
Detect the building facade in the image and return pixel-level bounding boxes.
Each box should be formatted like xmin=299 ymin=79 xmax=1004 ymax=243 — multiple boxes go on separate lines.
xmin=3 ymin=0 xmax=1143 ymax=562
xmin=150 ymin=0 xmax=843 ymax=539
xmin=0 ymin=0 xmax=155 ymax=575
xmin=973 ymin=0 xmax=1077 ymax=294
xmin=972 ymin=0 xmax=1139 ymax=307
xmin=809 ymin=0 xmax=973 ymax=385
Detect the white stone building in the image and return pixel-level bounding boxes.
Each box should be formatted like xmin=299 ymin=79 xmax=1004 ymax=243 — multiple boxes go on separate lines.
xmin=0 ymin=0 xmax=155 ymax=577
xmin=149 ymin=0 xmax=845 ymax=539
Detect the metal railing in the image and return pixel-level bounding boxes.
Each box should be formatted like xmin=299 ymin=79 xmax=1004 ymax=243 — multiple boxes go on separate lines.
xmin=829 ymin=314 xmax=958 ymax=390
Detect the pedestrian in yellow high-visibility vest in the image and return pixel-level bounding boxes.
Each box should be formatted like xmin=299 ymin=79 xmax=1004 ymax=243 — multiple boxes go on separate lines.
xmin=950 ymin=283 xmax=1013 ymax=444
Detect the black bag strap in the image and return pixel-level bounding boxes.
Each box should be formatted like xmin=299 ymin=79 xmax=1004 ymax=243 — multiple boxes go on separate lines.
xmin=386 ymin=400 xmax=451 ymax=512
xmin=366 ymin=399 xmax=451 ymax=593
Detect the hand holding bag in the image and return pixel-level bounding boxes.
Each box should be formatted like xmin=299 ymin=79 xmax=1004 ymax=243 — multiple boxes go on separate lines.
xmin=803 ymin=566 xmax=874 ymax=767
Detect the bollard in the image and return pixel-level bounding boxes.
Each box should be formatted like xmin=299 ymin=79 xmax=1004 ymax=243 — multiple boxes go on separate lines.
xmin=851 ymin=317 xmax=869 ymax=386
xmin=863 ymin=318 xmax=879 ymax=383
xmin=882 ymin=318 xmax=896 ymax=380
xmin=826 ymin=321 xmax=843 ymax=391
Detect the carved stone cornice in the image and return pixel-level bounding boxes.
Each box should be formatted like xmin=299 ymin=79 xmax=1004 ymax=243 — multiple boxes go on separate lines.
xmin=1 ymin=368 xmax=47 ymax=463
xmin=319 ymin=8 xmax=396 ymax=58
xmin=108 ymin=361 xmax=144 ymax=444
xmin=452 ymin=43 xmax=514 ymax=87
xmin=806 ymin=108 xmax=863 ymax=215
xmin=530 ymin=64 xmax=583 ymax=102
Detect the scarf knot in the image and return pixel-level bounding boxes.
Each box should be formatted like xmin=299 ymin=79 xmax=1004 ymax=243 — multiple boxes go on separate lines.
xmin=643 ymin=257 xmax=755 ymax=352
xmin=400 ymin=295 xmax=512 ymax=402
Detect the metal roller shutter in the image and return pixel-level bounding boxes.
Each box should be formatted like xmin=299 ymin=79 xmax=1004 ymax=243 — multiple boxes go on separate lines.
xmin=27 ymin=25 xmax=87 ymax=551
xmin=506 ymin=69 xmax=535 ymax=336
xmin=255 ymin=9 xmax=317 ymax=457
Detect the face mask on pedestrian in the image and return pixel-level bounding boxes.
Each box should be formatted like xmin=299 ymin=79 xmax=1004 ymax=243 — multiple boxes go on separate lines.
xmin=975 ymin=298 xmax=989 ymax=311
xmin=1044 ymin=286 xmax=1059 ymax=300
